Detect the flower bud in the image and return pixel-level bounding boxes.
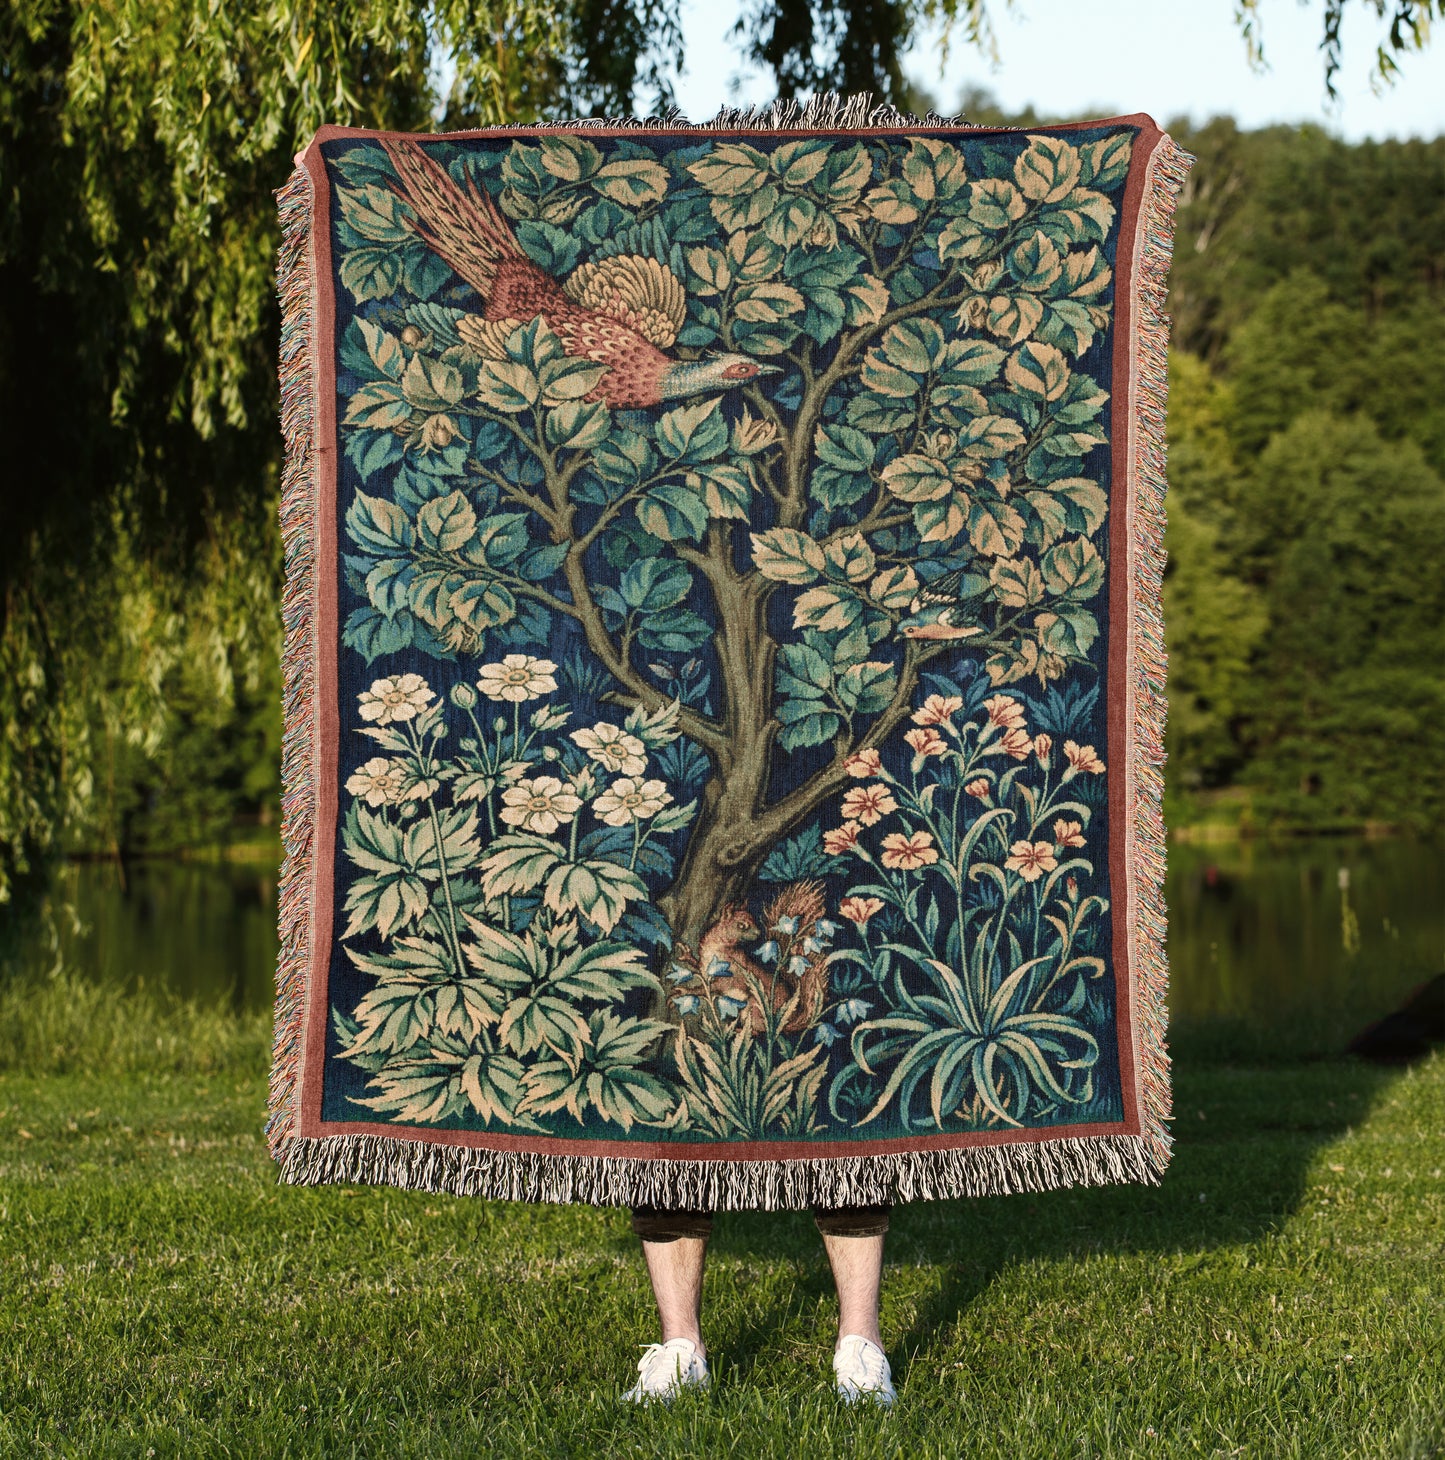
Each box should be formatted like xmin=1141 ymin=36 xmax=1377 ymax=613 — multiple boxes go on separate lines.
xmin=542 ymin=745 xmax=560 ymax=761
xmin=450 ymin=682 xmax=478 ymax=710
xmin=972 ymin=258 xmax=1004 ymax=289
xmin=493 ymin=716 xmax=507 ymax=734
xmin=962 ymin=296 xmax=990 ymax=330
xmin=421 ymin=414 xmax=457 ymax=450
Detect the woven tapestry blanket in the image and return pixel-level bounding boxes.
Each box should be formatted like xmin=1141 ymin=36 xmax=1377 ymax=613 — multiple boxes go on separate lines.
xmin=270 ymin=102 xmax=1190 ymax=1208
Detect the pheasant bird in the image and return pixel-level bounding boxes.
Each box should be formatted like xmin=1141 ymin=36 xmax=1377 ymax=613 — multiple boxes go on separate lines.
xmin=381 ymin=139 xmax=778 ymax=410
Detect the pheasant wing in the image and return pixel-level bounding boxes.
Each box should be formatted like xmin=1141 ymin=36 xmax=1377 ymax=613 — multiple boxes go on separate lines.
xmin=561 ymin=255 xmax=686 ymax=349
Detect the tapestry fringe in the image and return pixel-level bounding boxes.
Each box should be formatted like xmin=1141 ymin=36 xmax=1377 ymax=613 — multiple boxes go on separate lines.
xmin=267 ymin=165 xmax=319 ymax=1159
xmin=1126 ymin=133 xmax=1195 ymax=1178
xmin=276 ymin=1129 xmax=1164 ymax=1209
xmin=518 ymin=91 xmax=967 ymax=132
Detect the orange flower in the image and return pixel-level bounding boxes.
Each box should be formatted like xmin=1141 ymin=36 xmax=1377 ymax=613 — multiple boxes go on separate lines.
xmin=904 ymin=727 xmax=948 ymax=758
xmin=880 ymin=830 xmax=938 ymax=870
xmin=1033 ymin=732 xmax=1053 ymax=766
xmin=844 ymin=747 xmax=882 ymax=778
xmin=1005 ymin=840 xmax=1058 ymax=882
xmin=841 ymin=783 xmax=898 ymax=826
xmin=1064 ymin=740 xmax=1106 ymax=775
xmin=984 ymin=694 xmax=1027 ymax=730
xmin=912 ymin=694 xmax=963 ymax=727
xmin=999 ymin=726 xmax=1033 ymax=760
xmin=839 ymin=895 xmax=885 ymax=926
xmin=964 ymin=777 xmax=992 ymax=799
xmin=823 ymin=821 xmax=862 ymax=856
xmin=1053 ymin=818 xmax=1086 ymax=848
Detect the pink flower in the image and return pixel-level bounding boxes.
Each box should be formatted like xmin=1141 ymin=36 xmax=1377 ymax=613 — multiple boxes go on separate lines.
xmin=964 ymin=777 xmax=992 ymax=800
xmin=1005 ymin=840 xmax=1058 ymax=882
xmin=1064 ymin=740 xmax=1106 ymax=775
xmin=984 ymin=694 xmax=1027 ymax=730
xmin=1053 ymin=818 xmax=1086 ymax=848
xmin=880 ymin=830 xmax=938 ymax=870
xmin=842 ymin=784 xmax=898 ymax=826
xmin=1033 ymin=733 xmax=1053 ymax=766
xmin=999 ymin=726 xmax=1033 ymax=761
xmin=839 ymin=895 xmax=885 ymax=926
xmin=912 ymin=694 xmax=963 ymax=727
xmin=904 ymin=727 xmax=948 ymax=759
xmin=823 ymin=821 xmax=862 ymax=856
xmin=844 ymin=748 xmax=882 ymax=778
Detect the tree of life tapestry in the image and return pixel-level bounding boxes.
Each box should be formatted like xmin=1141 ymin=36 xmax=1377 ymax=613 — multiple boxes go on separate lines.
xmin=269 ymin=102 xmax=1191 ymax=1208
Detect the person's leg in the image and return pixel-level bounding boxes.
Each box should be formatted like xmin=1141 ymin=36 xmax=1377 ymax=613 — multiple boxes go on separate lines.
xmin=630 ymin=1208 xmax=713 ymax=1358
xmin=814 ymin=1205 xmax=890 ymax=1347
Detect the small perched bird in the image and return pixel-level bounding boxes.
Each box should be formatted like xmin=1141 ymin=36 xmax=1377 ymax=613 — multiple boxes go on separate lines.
xmin=380 ymin=139 xmax=778 ymax=410
xmin=896 ymin=568 xmax=990 ymax=641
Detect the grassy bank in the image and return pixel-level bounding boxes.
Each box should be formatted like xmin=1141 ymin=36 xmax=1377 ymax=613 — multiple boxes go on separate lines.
xmin=0 ymin=975 xmax=1441 ymax=1459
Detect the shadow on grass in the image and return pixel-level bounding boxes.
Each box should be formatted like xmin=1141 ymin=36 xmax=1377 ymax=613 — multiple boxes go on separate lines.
xmin=694 ymin=1049 xmax=1410 ymax=1388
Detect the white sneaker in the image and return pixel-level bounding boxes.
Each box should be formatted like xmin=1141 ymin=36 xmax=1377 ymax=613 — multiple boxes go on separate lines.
xmin=833 ymin=1334 xmax=896 ymax=1406
xmin=621 ymin=1338 xmax=710 ymax=1403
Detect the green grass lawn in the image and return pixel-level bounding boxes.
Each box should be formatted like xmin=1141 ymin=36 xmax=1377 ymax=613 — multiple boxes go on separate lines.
xmin=1 ymin=1034 xmax=1441 ymax=1457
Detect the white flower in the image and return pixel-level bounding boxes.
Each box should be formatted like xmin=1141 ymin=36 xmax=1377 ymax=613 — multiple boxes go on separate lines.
xmin=358 ymin=673 xmax=434 ymax=725
xmin=571 ymin=722 xmax=647 ymax=777
xmin=477 ymin=654 xmax=558 ymax=703
xmin=593 ymin=777 xmax=672 ymax=827
xmin=344 ymin=757 xmax=407 ymax=807
xmin=499 ymin=775 xmax=582 ymax=834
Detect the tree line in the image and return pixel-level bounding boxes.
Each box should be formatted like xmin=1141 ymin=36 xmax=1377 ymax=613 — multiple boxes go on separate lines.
xmin=0 ymin=2 xmax=1440 ymax=903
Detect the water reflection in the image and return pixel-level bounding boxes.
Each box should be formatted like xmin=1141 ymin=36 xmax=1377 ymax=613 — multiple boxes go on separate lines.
xmin=13 ymin=839 xmax=1444 ymax=1055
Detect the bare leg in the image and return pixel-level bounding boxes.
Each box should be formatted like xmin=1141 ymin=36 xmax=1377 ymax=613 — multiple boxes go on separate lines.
xmin=640 ymin=1236 xmax=708 ymax=1358
xmin=821 ymin=1232 xmax=885 ymax=1348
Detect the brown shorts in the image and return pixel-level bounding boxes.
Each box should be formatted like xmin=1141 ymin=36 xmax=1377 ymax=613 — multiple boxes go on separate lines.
xmin=630 ymin=1204 xmax=891 ymax=1242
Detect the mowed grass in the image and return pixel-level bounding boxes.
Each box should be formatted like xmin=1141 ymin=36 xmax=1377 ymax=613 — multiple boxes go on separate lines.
xmin=0 ymin=989 xmax=1441 ymax=1458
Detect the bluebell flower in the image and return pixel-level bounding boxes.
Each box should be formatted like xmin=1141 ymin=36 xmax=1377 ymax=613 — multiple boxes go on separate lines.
xmin=774 ymin=915 xmax=800 ymax=936
xmin=672 ymin=995 xmax=700 ymax=1015
xmin=816 ymin=919 xmax=840 ymax=939
xmin=787 ymin=954 xmax=809 ymax=978
xmin=717 ymin=996 xmax=748 ymax=1020
xmin=801 ymin=936 xmax=824 ymax=955
xmin=754 ymin=939 xmax=779 ymax=964
xmin=667 ymin=963 xmax=695 ymax=984
xmin=705 ymin=955 xmax=733 ymax=979
xmin=814 ymin=1023 xmax=840 ymax=1047
xmin=835 ymin=998 xmax=871 ymax=1026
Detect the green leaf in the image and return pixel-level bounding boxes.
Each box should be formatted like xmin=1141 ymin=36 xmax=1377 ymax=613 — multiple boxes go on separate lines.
xmin=339 ymin=184 xmax=414 ymax=243
xmin=793 ymin=585 xmax=862 ymax=633
xmin=346 ymin=491 xmax=412 ymax=553
xmin=688 ymin=143 xmax=772 ymax=196
xmin=990 ymin=556 xmax=1046 ymax=608
xmin=823 ymin=532 xmax=876 ymax=583
xmin=339 ymin=246 xmax=403 ymax=303
xmin=880 ymin=453 xmax=952 ymax=503
xmin=539 ymin=355 xmax=608 ymax=405
xmin=868 ymin=564 xmax=919 ymax=609
xmin=1035 ymin=608 xmax=1099 ymax=657
xmin=836 ymin=660 xmax=897 ymax=714
xmin=880 ymin=318 xmax=946 ymax=374
xmin=775 ymin=641 xmax=832 ymax=699
xmin=1051 ymin=478 xmax=1108 ymax=535
xmin=1079 ymin=133 xmax=1133 ymax=189
xmin=619 ymin=557 xmax=691 ymax=613
xmin=986 ymin=295 xmax=1044 ymax=346
xmin=777 ymin=707 xmax=842 ymax=751
xmin=343 ymin=381 xmax=412 ymax=431
xmin=537 ymin=135 xmax=601 ymax=182
xmin=1006 ymin=341 xmax=1070 ymax=401
xmin=814 ymin=422 xmax=875 ymax=473
xmin=688 ymin=462 xmax=752 ymax=520
xmin=478 ymin=834 xmax=565 ymax=901
xmin=353 ymin=318 xmax=405 ymax=380
xmin=968 ymin=177 xmax=1026 ymax=229
xmin=592 ymin=157 xmax=669 ymax=205
xmin=657 ymin=398 xmax=728 ymax=462
xmin=636 ymin=482 xmax=709 ymax=542
xmin=733 ymin=281 xmax=805 ymax=323
xmin=1008 ymin=231 xmax=1065 ymax=293
xmin=751 ymin=528 xmax=826 ymax=584
xmin=1041 ymin=536 xmax=1105 ymax=600
xmin=415 ymin=491 xmax=477 ymax=554
xmin=475 ymin=359 xmax=539 ymax=413
xmin=545 ymin=399 xmax=610 ymax=450
xmin=937 ymin=213 xmax=989 ymax=262
xmin=543 ymin=859 xmax=647 ymax=933
xmin=1014 ymin=136 xmax=1082 ymax=204
xmin=968 ymin=498 xmax=1027 ymax=557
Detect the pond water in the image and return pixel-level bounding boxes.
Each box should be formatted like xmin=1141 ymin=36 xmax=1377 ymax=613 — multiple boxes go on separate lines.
xmin=11 ymin=838 xmax=1443 ymax=1058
